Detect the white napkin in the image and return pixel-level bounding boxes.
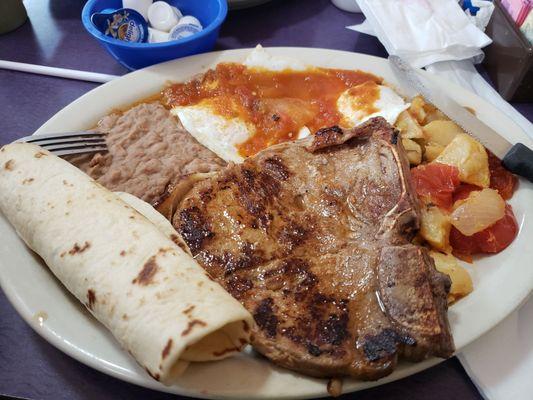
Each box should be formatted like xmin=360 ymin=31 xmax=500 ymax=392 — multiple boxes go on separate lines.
xmin=349 ymin=0 xmax=492 ymax=67
xmin=458 ymin=297 xmax=533 ymax=400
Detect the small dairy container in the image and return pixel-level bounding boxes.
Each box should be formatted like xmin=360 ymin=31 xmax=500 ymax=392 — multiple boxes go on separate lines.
xmin=177 ymin=15 xmax=202 ymax=29
xmin=147 ymin=1 xmax=179 ymax=32
xmin=91 ymin=8 xmax=148 ymax=42
xmin=168 ymin=15 xmax=203 ymax=40
xmin=148 ymin=26 xmax=169 ymax=43
xmin=122 ymin=0 xmax=153 ymax=20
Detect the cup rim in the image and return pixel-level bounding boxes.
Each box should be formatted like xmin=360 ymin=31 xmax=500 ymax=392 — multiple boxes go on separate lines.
xmin=81 ymin=0 xmax=228 ymax=48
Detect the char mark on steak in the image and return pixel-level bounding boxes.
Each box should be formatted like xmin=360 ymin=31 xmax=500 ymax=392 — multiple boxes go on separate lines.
xmin=173 ymin=117 xmax=454 ymax=380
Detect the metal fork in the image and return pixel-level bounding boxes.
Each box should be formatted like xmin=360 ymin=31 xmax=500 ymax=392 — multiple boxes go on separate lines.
xmin=15 ymin=131 xmax=107 ymax=156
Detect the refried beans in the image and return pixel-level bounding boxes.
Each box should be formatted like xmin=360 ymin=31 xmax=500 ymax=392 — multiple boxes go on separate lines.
xmin=69 ymin=102 xmax=225 ymax=205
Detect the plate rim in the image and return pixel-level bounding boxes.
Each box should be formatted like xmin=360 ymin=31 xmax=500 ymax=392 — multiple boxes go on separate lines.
xmin=1 ymin=47 xmax=532 ymax=399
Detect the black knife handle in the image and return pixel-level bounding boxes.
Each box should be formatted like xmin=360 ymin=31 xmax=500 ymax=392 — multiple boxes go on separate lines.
xmin=502 ymin=143 xmax=533 ymax=183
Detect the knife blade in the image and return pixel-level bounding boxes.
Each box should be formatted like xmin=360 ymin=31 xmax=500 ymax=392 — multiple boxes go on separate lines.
xmin=388 ymin=55 xmax=533 ymax=183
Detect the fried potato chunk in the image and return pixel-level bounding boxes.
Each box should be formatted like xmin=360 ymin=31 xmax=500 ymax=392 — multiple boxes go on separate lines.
xmin=420 ymin=203 xmax=452 ymax=253
xmin=402 ymin=138 xmax=422 ymax=165
xmin=435 ymin=133 xmax=489 ymax=187
xmin=424 ymin=143 xmax=445 ymax=162
xmin=424 ymin=106 xmax=449 ymax=124
xmin=423 ymin=120 xmax=463 ymax=147
xmin=396 ymin=110 xmax=425 ymax=139
xmin=409 ymin=95 xmax=427 ymax=123
xmin=430 ymin=251 xmax=473 ymax=303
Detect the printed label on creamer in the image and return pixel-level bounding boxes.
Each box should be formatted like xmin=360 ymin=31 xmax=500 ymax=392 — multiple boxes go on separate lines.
xmin=92 ymin=8 xmax=148 ymax=43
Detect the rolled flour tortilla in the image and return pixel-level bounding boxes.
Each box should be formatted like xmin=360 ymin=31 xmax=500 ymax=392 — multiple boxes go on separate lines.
xmin=0 ymin=143 xmax=254 ymax=384
xmin=116 ymin=191 xmax=192 ymax=256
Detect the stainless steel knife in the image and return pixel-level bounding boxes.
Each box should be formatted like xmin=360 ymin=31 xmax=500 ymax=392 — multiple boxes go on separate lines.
xmin=388 ymin=55 xmax=533 ymax=183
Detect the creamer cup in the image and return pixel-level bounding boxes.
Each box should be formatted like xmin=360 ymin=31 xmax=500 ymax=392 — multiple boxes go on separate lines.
xmin=122 ymin=0 xmax=153 ymax=21
xmin=177 ymin=15 xmax=202 ymax=29
xmin=91 ymin=8 xmax=148 ymax=43
xmin=169 ymin=21 xmax=202 ymax=40
xmin=147 ymin=1 xmax=179 ymax=32
xmin=148 ymin=26 xmax=169 ymax=43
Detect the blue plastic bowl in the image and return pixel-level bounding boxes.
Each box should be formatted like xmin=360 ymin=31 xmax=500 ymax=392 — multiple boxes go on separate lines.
xmin=82 ymin=0 xmax=227 ymax=70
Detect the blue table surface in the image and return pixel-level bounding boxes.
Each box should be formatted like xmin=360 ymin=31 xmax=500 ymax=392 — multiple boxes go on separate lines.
xmin=1 ymin=0 xmax=527 ymax=399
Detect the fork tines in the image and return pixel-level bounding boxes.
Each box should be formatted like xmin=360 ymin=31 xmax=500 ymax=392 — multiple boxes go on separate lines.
xmin=16 ymin=131 xmax=107 ymax=156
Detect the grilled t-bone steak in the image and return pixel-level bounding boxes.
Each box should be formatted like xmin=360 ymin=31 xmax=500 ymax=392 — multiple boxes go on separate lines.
xmin=173 ymin=117 xmax=454 ymax=380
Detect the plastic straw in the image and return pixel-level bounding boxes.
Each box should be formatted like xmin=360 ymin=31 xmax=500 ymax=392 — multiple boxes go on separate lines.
xmin=0 ymin=60 xmax=119 ymax=83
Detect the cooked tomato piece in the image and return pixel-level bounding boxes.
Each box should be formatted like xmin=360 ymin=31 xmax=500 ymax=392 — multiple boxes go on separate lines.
xmin=450 ymin=204 xmax=518 ymax=257
xmin=411 ymin=163 xmax=460 ymax=209
xmin=487 ymin=150 xmax=517 ymax=200
xmin=453 ymin=183 xmax=481 ymax=203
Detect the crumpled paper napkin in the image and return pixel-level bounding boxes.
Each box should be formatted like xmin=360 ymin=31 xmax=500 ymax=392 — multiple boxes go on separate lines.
xmin=348 ymin=0 xmax=492 ymax=67
xmin=465 ymin=0 xmax=495 ymax=31
xmin=458 ymin=297 xmax=533 ymax=400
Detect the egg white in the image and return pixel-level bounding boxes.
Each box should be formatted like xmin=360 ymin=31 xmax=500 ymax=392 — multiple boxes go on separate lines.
xmin=337 ymin=83 xmax=410 ymax=128
xmin=172 ymin=105 xmax=250 ymax=163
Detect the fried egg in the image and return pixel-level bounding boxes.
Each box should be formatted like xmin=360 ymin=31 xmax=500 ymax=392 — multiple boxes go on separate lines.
xmin=172 ymin=46 xmax=409 ymax=163
xmin=337 ymin=82 xmax=409 ymax=128
xmin=175 ymin=106 xmax=251 ymax=163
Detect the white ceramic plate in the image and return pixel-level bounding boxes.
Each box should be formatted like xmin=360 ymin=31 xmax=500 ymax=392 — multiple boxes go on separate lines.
xmin=0 ymin=48 xmax=532 ymax=399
